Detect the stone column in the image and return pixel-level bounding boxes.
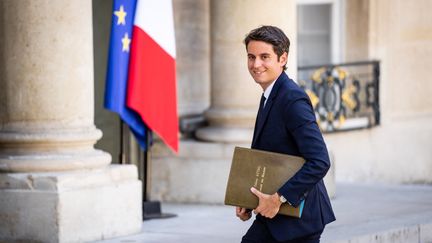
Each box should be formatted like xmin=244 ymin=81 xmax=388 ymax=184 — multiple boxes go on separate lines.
xmin=0 ymin=1 xmax=110 ymax=173
xmin=0 ymin=1 xmax=141 ymax=242
xmin=196 ymin=0 xmax=297 ymax=142
xmin=174 ymin=0 xmax=210 ymax=117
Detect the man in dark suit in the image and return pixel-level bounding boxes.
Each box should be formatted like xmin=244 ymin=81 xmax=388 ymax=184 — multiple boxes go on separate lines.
xmin=236 ymin=26 xmax=336 ymax=243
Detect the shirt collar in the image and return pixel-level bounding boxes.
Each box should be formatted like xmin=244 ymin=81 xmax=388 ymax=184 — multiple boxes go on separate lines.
xmin=263 ymin=79 xmax=276 ymax=100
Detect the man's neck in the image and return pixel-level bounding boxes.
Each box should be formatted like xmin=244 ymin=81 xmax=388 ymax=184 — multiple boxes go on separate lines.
xmin=261 ymin=71 xmax=283 ymax=92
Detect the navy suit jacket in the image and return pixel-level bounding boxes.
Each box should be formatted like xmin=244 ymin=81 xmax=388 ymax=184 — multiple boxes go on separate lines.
xmin=251 ymin=72 xmax=336 ymax=241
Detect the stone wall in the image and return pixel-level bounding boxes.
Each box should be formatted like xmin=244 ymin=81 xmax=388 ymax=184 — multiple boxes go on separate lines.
xmin=326 ymin=0 xmax=432 ymax=183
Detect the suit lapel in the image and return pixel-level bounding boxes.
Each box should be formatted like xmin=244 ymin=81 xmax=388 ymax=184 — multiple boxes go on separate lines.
xmin=252 ymin=73 xmax=286 ymax=147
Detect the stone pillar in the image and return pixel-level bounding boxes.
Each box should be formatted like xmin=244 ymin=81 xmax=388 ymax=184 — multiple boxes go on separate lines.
xmin=0 ymin=0 xmax=109 ymax=173
xmin=173 ymin=0 xmax=210 ymax=117
xmin=196 ymin=0 xmax=297 ymax=142
xmin=0 ymin=1 xmax=142 ymax=242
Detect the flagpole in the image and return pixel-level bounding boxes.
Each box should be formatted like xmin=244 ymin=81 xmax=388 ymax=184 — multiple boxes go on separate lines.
xmin=120 ymin=119 xmax=127 ymax=164
xmin=142 ymin=129 xmax=176 ymax=220
xmin=143 ymin=129 xmax=151 ymax=201
xmin=119 ymin=118 xmax=124 ymax=164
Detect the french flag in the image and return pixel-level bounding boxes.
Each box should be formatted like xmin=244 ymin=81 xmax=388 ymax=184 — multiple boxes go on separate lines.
xmin=128 ymin=0 xmax=178 ymax=153
xmin=105 ymin=0 xmax=178 ymax=153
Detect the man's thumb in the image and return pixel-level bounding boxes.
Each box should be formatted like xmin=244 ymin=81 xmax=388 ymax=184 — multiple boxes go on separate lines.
xmin=250 ymin=187 xmax=262 ymax=198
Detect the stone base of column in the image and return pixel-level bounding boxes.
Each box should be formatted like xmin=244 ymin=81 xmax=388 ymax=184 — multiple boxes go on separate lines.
xmin=195 ymin=106 xmax=257 ymax=143
xmin=150 ymin=140 xmax=335 ymax=203
xmin=0 ymin=165 xmax=142 ymax=243
xmin=196 ymin=127 xmax=254 ymax=143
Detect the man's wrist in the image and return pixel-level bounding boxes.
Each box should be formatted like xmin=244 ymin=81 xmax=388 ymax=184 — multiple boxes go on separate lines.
xmin=279 ymin=194 xmax=287 ymax=203
xmin=276 ymin=192 xmax=287 ymax=204
xmin=277 ymin=192 xmax=296 ymax=206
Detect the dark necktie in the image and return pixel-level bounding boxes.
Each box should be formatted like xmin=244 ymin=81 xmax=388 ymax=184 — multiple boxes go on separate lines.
xmin=252 ymin=94 xmax=266 ymax=144
xmin=257 ymin=94 xmax=266 ymax=120
xmin=256 ymin=94 xmax=266 ymax=125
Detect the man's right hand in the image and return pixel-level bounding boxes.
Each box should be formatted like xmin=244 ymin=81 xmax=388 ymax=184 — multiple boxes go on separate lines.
xmin=236 ymin=207 xmax=252 ymax=221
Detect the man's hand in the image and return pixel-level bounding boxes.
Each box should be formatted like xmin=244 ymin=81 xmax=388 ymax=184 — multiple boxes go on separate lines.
xmin=250 ymin=187 xmax=282 ymax=219
xmin=236 ymin=207 xmax=252 ymax=221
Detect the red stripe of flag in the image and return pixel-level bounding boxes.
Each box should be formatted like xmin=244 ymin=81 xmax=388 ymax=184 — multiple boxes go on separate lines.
xmin=127 ymin=26 xmax=178 ymax=153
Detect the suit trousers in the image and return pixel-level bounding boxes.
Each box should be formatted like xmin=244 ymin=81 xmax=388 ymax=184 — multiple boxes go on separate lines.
xmin=241 ymin=217 xmax=323 ymax=243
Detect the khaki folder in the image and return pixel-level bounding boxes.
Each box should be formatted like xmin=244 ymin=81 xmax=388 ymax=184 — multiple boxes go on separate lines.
xmin=224 ymin=147 xmax=305 ymax=218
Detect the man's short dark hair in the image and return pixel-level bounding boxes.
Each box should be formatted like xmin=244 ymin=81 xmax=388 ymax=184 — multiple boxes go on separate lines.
xmin=244 ymin=25 xmax=290 ymax=70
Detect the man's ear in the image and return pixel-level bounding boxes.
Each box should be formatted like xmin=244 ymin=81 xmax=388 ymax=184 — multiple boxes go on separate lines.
xmin=279 ymin=52 xmax=288 ymax=66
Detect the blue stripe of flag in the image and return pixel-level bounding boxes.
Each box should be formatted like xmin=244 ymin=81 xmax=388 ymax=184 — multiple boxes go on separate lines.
xmin=104 ymin=0 xmax=148 ymax=150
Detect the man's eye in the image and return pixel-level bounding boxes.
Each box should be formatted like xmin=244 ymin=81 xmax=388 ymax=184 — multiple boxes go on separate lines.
xmin=248 ymin=56 xmax=255 ymax=60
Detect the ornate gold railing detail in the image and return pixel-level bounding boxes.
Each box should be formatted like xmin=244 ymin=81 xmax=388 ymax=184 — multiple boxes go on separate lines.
xmin=299 ymin=61 xmax=380 ymax=133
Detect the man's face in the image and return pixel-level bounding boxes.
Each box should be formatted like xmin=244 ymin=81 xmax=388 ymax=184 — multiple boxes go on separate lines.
xmin=247 ymin=40 xmax=287 ymax=91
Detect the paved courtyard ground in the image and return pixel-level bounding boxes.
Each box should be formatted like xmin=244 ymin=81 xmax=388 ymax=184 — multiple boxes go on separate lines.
xmin=97 ymin=183 xmax=432 ymax=243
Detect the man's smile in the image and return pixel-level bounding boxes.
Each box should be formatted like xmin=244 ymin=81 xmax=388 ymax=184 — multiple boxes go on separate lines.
xmin=253 ymin=70 xmax=266 ymax=75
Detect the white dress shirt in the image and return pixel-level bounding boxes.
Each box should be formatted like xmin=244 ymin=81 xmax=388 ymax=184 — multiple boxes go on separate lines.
xmin=262 ymin=79 xmax=277 ymax=108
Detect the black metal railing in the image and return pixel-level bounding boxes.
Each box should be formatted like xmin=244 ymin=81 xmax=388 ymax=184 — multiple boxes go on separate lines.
xmin=298 ymin=60 xmax=380 ymax=133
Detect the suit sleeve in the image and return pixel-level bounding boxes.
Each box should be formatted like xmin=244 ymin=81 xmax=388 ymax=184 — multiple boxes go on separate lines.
xmin=277 ymin=96 xmax=331 ymax=207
